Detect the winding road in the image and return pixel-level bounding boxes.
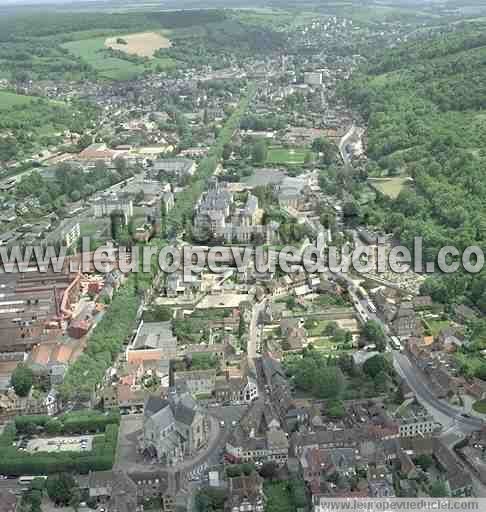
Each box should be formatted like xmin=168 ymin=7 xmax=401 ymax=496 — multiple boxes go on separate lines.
xmin=393 ymin=351 xmax=484 ymax=432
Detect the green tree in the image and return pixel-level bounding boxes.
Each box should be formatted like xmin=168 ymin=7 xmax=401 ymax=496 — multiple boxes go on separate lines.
xmin=416 ymin=454 xmax=434 ymax=471
xmin=429 ymin=479 xmax=449 ymax=497
xmin=77 ymin=133 xmax=92 ymax=151
xmin=363 ymin=320 xmax=386 ymax=351
xmin=251 ymin=139 xmax=268 ymax=164
xmin=259 ymin=461 xmax=278 ymax=480
xmin=222 ymin=143 xmax=233 ymax=160
xmin=363 ymin=354 xmax=386 ymax=379
xmin=11 ymin=364 xmax=33 ymax=397
xmin=46 ymin=473 xmax=78 ymax=506
xmin=312 ymin=136 xmax=338 ymax=165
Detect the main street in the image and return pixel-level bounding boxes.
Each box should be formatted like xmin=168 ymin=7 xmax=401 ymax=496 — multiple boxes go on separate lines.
xmin=247 ymin=299 xmax=267 ymax=364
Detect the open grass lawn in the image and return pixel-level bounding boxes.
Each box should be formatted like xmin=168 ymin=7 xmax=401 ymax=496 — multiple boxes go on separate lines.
xmin=306 ymin=319 xmax=330 ymax=337
xmin=312 ymin=338 xmax=333 ymax=349
xmin=0 ymin=91 xmax=37 ymax=111
xmin=473 ymin=400 xmax=486 ymax=414
xmin=264 ymin=481 xmax=293 ymax=512
xmin=424 ymin=319 xmax=450 ymax=337
xmin=63 ymin=35 xmax=175 ymax=80
xmin=80 ymin=221 xmax=106 ymax=238
xmin=266 ymin=146 xmax=311 ymax=165
xmin=368 ymin=177 xmax=410 ymax=198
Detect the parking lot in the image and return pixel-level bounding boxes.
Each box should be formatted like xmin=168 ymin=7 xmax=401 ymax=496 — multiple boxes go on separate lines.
xmin=209 ymin=404 xmax=248 ymax=427
xmin=26 ymin=435 xmax=94 ymax=453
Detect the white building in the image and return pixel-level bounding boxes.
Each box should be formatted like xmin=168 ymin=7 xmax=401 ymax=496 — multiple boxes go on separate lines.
xmin=61 ymin=221 xmax=80 ymax=248
xmin=304 ymin=71 xmax=323 ymax=86
xmin=93 ymin=192 xmax=133 ymax=220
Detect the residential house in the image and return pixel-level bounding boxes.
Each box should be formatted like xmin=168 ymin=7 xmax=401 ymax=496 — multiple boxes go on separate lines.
xmin=413 ymin=296 xmax=433 ymax=311
xmin=128 ymin=470 xmax=184 ymax=512
xmin=394 ymin=400 xmax=438 ymax=438
xmin=225 ymin=473 xmax=265 ymax=512
xmin=76 ymin=143 xmax=117 ymax=166
xmin=174 ymin=369 xmax=217 ymax=397
xmin=128 ymin=321 xmax=178 ymax=363
xmin=85 ymin=470 xmax=138 ymax=512
xmin=438 ymin=328 xmax=465 ymax=352
xmin=392 ymin=303 xmax=422 ymax=338
xmin=400 ymin=437 xmax=473 ymax=497
xmin=214 ymin=367 xmax=259 ymax=404
xmin=152 ymin=158 xmax=196 ymax=179
xmin=454 ymin=305 xmax=477 ymax=324
xmin=255 ymin=354 xmax=293 ymax=420
xmin=226 ymin=398 xmax=288 ymax=465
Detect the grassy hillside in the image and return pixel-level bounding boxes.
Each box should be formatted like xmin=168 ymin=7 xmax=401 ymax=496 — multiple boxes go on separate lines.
xmin=343 ymin=23 xmax=486 ymax=311
xmin=62 ymin=35 xmax=175 ymax=81
xmin=0 ymin=90 xmax=38 ymax=110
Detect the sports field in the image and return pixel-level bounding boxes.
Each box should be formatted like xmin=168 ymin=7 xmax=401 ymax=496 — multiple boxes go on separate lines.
xmin=266 ymin=146 xmax=312 ymax=165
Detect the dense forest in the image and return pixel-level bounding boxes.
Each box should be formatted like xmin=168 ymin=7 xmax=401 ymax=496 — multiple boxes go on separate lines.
xmin=0 ymin=10 xmax=226 ymax=41
xmin=342 ymin=22 xmax=486 ymax=313
xmin=155 ymin=18 xmax=287 ymax=68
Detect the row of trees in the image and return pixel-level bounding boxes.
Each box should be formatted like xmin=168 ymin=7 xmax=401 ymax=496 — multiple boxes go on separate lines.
xmin=60 ymin=280 xmax=139 ymax=400
xmin=165 ymin=82 xmax=256 ymax=236
xmin=15 ymin=410 xmax=120 ymax=436
xmin=0 ymin=422 xmax=118 ymax=476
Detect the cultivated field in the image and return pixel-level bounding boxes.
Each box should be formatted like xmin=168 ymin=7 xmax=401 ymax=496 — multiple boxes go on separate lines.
xmin=105 ymin=32 xmax=171 ymax=57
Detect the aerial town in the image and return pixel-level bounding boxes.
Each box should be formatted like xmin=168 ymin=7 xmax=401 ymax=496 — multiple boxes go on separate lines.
xmin=1 ymin=1 xmax=486 ymax=512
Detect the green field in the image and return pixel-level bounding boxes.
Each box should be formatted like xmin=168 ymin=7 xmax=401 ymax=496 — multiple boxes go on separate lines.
xmin=267 ymin=146 xmax=312 ymax=165
xmin=62 ymin=36 xmax=175 ymax=80
xmin=423 ymin=319 xmax=451 ymax=337
xmin=368 ymin=177 xmax=410 ymax=198
xmin=473 ymin=400 xmax=486 ymax=414
xmin=306 ymin=319 xmax=331 ymax=337
xmin=0 ymin=91 xmax=38 ymax=111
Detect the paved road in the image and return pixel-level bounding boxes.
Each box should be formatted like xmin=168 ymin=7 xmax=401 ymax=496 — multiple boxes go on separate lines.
xmin=394 ymin=351 xmax=483 ymax=432
xmin=0 ymin=479 xmax=18 ymax=492
xmin=247 ymin=299 xmax=267 ymax=363
xmin=338 ymin=124 xmax=358 ymax=165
